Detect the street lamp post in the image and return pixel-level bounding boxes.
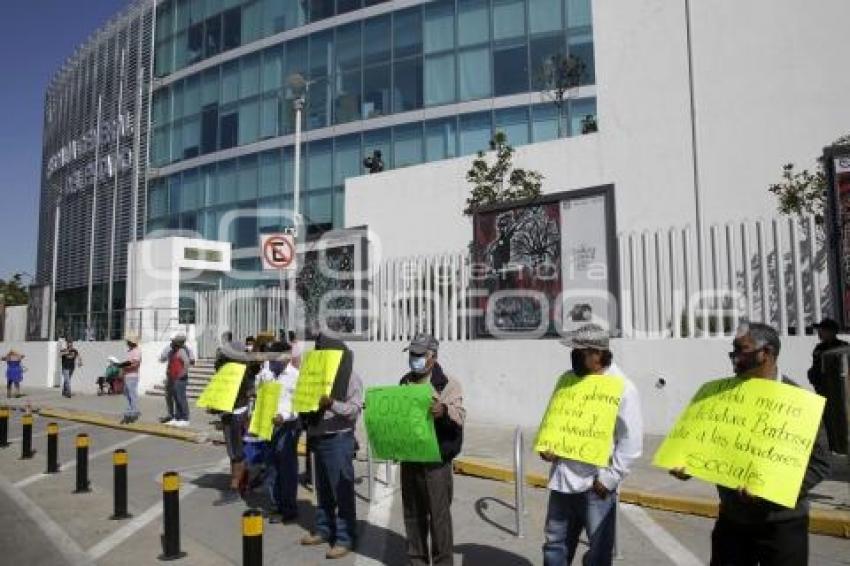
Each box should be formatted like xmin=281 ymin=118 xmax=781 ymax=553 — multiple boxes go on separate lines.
xmin=50 ymin=188 xmax=62 ymax=342
xmin=285 ymin=74 xmax=310 ymax=334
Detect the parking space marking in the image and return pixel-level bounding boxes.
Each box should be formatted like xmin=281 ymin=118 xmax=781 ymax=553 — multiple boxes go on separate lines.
xmin=14 ymin=434 xmax=148 ymax=488
xmin=620 ymin=503 xmax=704 ymax=566
xmin=0 ymin=472 xmax=95 ymax=566
xmin=87 ymin=457 xmax=230 ymax=561
xmin=354 ymin=463 xmax=398 ymax=566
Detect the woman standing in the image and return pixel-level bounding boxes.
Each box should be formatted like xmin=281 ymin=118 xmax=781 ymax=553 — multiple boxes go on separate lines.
xmin=2 ymin=350 xmax=25 ymax=398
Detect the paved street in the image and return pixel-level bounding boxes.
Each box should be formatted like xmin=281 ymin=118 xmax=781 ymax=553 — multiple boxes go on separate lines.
xmin=1 ymin=412 xmax=849 ymax=565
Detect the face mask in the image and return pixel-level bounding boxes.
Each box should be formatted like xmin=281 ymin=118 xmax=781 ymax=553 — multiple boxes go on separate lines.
xmin=571 ymin=349 xmax=589 ymax=376
xmin=409 ymin=356 xmax=428 ymax=374
xmin=733 ymin=350 xmax=762 ymax=375
xmin=269 ymin=360 xmax=286 ymax=376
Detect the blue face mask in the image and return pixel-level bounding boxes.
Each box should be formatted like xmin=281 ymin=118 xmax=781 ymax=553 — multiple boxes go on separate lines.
xmin=409 ymin=356 xmax=428 ymax=374
xmin=269 ymin=360 xmax=286 ymax=376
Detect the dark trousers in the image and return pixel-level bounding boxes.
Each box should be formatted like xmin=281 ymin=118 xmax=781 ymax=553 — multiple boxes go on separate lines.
xmin=710 ymin=515 xmax=808 ymax=566
xmin=165 ymin=378 xmax=190 ymax=421
xmin=401 ymin=461 xmax=455 ymax=566
xmin=266 ymin=421 xmax=300 ymax=518
xmin=313 ymin=431 xmax=357 ymax=548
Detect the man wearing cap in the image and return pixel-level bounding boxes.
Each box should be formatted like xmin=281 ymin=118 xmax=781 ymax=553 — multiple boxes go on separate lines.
xmin=808 ymin=318 xmax=848 ymax=453
xmin=398 ymin=333 xmax=465 ymax=566
xmin=540 ymin=324 xmax=642 ymax=566
xmin=118 ymin=334 xmax=142 ymax=424
xmin=159 ymin=333 xmax=195 ymax=427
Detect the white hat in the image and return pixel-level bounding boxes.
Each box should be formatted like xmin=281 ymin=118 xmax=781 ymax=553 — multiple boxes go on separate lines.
xmin=108 ymin=356 xmax=120 ymax=364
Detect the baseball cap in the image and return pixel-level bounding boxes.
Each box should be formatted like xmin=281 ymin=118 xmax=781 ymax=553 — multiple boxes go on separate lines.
xmin=404 ymin=333 xmax=439 ymax=355
xmin=813 ymin=318 xmax=840 ymax=332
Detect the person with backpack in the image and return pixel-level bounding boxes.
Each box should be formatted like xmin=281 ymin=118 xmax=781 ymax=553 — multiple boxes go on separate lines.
xmin=158 ymin=333 xmax=194 ymax=427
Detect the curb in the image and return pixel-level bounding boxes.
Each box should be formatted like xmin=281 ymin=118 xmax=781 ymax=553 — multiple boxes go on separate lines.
xmin=35 ymin=406 xmax=208 ymax=444
xmin=452 ymin=458 xmax=850 ymax=539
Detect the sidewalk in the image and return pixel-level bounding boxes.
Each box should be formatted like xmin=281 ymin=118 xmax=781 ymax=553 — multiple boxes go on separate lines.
xmin=4 ymin=386 xmax=850 ymax=537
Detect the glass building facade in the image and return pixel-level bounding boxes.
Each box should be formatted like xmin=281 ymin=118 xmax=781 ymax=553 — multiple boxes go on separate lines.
xmin=149 ymin=0 xmax=598 ymax=240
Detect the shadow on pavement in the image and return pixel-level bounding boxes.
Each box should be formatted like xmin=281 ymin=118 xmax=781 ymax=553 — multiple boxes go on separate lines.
xmin=455 ymin=543 xmax=535 ymax=565
xmin=474 ymin=497 xmax=520 ymax=537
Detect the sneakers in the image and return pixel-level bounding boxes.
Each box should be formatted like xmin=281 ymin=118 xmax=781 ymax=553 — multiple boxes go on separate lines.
xmin=326 ymin=546 xmax=351 ymax=559
xmin=175 ymin=420 xmax=190 ymax=428
xmin=158 ymin=416 xmax=173 ymax=424
xmin=300 ymin=534 xmax=328 ymax=546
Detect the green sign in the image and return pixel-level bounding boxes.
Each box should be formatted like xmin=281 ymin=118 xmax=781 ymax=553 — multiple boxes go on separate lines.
xmin=365 ymin=384 xmax=442 ymax=463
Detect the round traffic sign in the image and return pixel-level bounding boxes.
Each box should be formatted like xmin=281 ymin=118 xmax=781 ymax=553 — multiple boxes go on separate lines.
xmin=263 ymin=236 xmax=295 ymax=268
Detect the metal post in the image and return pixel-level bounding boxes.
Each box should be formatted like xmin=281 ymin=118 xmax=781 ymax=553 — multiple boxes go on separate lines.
xmin=86 ymin=95 xmax=103 ymax=336
xmin=111 ymin=449 xmax=131 ymax=520
xmin=46 ymin=423 xmax=59 ymax=473
xmin=513 ymin=427 xmax=525 ymax=538
xmin=366 ymin=441 xmax=374 ymax=502
xmin=74 ymin=433 xmax=91 ymax=492
xmin=0 ymin=406 xmax=8 ymax=447
xmin=107 ymin=49 xmax=126 ymax=341
xmin=159 ymin=471 xmax=186 ymax=560
xmin=242 ymin=509 xmax=263 ymax=566
xmin=21 ymin=414 xmax=34 ymax=460
xmin=293 ymin=96 xmax=304 ymax=235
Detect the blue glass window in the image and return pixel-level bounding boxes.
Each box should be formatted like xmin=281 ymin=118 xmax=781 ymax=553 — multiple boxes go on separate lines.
xmin=363 ymin=128 xmax=392 ymax=170
xmin=459 ymin=111 xmax=492 ymax=155
xmin=364 ymin=15 xmax=391 ymax=65
xmin=532 ymin=103 xmax=559 ymax=141
xmin=337 ymin=0 xmax=361 ymax=15
xmin=493 ymin=41 xmax=529 ymax=96
xmin=222 ymin=7 xmax=241 ymax=50
xmin=216 ymin=159 xmax=237 ymax=204
xmin=240 ymin=54 xmax=260 ymax=98
xmin=424 ymin=0 xmax=455 ymax=54
xmin=530 ymin=34 xmax=566 ymax=90
xmin=241 ymin=1 xmax=262 ymax=44
xmin=567 ymin=0 xmax=592 ymax=28
xmin=238 ymin=155 xmax=258 ymax=201
xmin=336 ymin=22 xmax=362 ymax=72
xmin=307 ymin=79 xmax=331 ymax=129
xmin=310 ymin=0 xmax=334 ymax=23
xmin=493 ymin=0 xmax=526 ymax=41
xmin=494 ymin=107 xmax=529 ymax=145
xmin=363 ymin=64 xmax=391 ymax=118
xmin=425 ymin=117 xmax=458 ymax=161
xmin=393 ymin=58 xmax=423 ymax=112
xmin=308 ymin=139 xmax=333 ymax=190
xmin=335 ymin=70 xmax=362 ymax=124
xmin=458 ymin=0 xmax=489 ymax=47
xmin=262 ymin=46 xmax=282 ymax=92
xmin=259 ymin=150 xmax=282 ymax=197
xmin=283 ymin=38 xmax=308 ymax=86
xmin=425 ymin=53 xmax=456 ymax=106
xmin=393 ymin=8 xmax=423 ymax=59
xmin=334 ymin=134 xmax=362 ymax=186
xmin=570 ymin=97 xmax=597 ymax=135
xmin=221 ymin=61 xmax=240 ymax=103
xmin=458 ymin=47 xmax=491 ymax=101
xmin=309 ymin=30 xmax=334 ymax=78
xmin=569 ymin=31 xmax=595 ymax=85
xmin=263 ymin=0 xmax=288 ymax=36
xmin=238 ymin=99 xmax=259 ymax=145
xmin=205 ymin=15 xmax=221 ymax=57
xmin=393 ymin=123 xmax=424 ymax=168
xmin=202 ymin=67 xmax=219 ymax=104
xmin=531 ymin=0 xmax=563 ymax=34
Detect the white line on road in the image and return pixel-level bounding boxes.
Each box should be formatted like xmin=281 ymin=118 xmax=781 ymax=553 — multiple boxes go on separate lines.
xmin=8 ymin=423 xmax=84 ymax=444
xmin=0 ymin=473 xmax=95 ymax=566
xmin=620 ymin=503 xmax=704 ymax=566
xmin=87 ymin=457 xmax=230 ymax=561
xmin=14 ymin=434 xmax=148 ymax=488
xmin=354 ymin=464 xmax=398 ymax=566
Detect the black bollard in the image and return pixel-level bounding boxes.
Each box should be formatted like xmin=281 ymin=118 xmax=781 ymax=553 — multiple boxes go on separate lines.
xmin=242 ymin=509 xmax=263 ymax=566
xmin=158 ymin=471 xmax=186 ymax=561
xmin=0 ymin=406 xmax=8 ymax=448
xmin=110 ymin=449 xmax=131 ymax=520
xmin=20 ymin=413 xmax=34 ymax=459
xmin=73 ymin=434 xmax=91 ymax=493
xmin=46 ymin=423 xmax=59 ymax=473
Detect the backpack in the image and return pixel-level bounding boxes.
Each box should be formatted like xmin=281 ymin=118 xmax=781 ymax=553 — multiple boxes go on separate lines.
xmin=166 ymin=349 xmax=186 ymax=380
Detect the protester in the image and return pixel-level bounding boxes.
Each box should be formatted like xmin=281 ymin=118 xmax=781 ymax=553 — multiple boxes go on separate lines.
xmin=257 ymin=340 xmax=301 ymax=523
xmin=300 ymin=334 xmax=362 ymax=560
xmin=2 ymin=349 xmax=26 ymax=398
xmin=539 ymin=324 xmax=642 ymax=566
xmin=60 ymin=339 xmax=82 ymax=397
xmin=807 ymin=318 xmax=849 ymax=453
xmin=670 ymin=322 xmax=831 ymax=565
xmin=398 ymin=333 xmax=465 ymax=566
xmin=97 ymin=356 xmax=122 ymax=396
xmin=159 ymin=333 xmax=194 ymax=427
xmin=118 ymin=334 xmax=142 ymax=424
xmin=289 ymin=330 xmax=304 ymax=369
xmin=214 ymin=335 xmax=260 ymax=506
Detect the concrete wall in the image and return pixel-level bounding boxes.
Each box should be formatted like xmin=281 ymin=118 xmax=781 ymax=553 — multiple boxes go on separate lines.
xmin=3 ymin=306 xmax=28 ymax=342
xmin=347 ymin=335 xmax=822 ymax=435
xmin=346 ymin=0 xmax=850 ymax=257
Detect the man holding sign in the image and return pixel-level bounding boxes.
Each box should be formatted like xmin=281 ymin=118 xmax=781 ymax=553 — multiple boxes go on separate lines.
xmin=537 ymin=324 xmax=642 ymax=566
xmin=667 ymin=323 xmax=830 ymax=566
xmin=397 ymin=333 xmax=465 ymax=566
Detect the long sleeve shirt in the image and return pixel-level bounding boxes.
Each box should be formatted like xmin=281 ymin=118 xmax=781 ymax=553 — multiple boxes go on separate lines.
xmin=306 ymin=370 xmax=363 ymax=437
xmin=547 ymin=362 xmax=643 ymax=494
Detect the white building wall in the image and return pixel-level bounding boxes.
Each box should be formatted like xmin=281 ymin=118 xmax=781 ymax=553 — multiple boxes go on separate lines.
xmin=347 ymin=0 xmax=850 ymax=256
xmin=3 ymin=306 xmax=28 ymax=342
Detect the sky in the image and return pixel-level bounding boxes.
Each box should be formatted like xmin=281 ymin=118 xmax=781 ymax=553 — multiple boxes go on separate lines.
xmin=0 ymin=0 xmax=129 ymax=284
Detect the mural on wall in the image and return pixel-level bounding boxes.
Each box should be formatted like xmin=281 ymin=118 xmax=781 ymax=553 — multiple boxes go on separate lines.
xmin=472 ymin=190 xmax=614 ymax=337
xmin=828 ymin=152 xmax=850 ymax=329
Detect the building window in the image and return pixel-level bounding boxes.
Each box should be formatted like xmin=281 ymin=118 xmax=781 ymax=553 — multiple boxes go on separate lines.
xmin=219 ymin=111 xmax=238 ymax=149
xmin=424 ymin=0 xmax=455 ymax=54
xmin=393 ymin=58 xmax=423 ymax=113
xmin=493 ymin=41 xmax=529 ymax=96
xmin=363 ymin=64 xmax=391 ymax=118
xmin=222 ymin=7 xmax=241 ymax=51
xmin=364 ymin=15 xmax=391 ymax=65
xmin=425 ymin=53 xmax=455 ymax=107
xmin=335 ymin=70 xmax=362 ymax=124
xmin=459 ymin=111 xmax=492 ymax=155
xmin=425 ymin=117 xmax=458 ymax=161
xmin=458 ymin=0 xmax=490 ymax=47
xmin=393 ymin=8 xmax=423 ymax=59
xmin=458 ymin=47 xmax=491 ymax=101
xmin=493 ymin=0 xmax=526 ymax=41
xmin=394 ymin=123 xmax=424 ymax=168
xmin=494 ymin=106 xmax=529 ymax=145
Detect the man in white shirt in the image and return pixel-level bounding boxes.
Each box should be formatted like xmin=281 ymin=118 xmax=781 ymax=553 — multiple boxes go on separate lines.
xmin=540 ymin=324 xmax=643 ymax=566
xmin=119 ymin=334 xmax=143 ymax=424
xmin=257 ymin=341 xmax=301 ymax=522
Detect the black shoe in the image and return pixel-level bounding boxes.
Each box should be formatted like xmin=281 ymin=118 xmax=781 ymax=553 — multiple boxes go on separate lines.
xmin=213 ymin=490 xmax=241 ymax=506
xmin=159 ymin=416 xmax=173 ymax=423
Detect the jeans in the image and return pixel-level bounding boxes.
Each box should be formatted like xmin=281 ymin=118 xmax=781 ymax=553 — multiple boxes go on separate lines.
xmin=401 ymin=462 xmax=455 ymax=566
xmin=543 ymin=490 xmax=617 ymax=566
xmin=313 ymin=431 xmax=357 ymax=549
xmin=166 ymin=378 xmax=189 ymax=421
xmin=265 ymin=421 xmax=301 ymax=518
xmin=124 ymin=377 xmax=140 ymax=418
xmin=61 ymin=368 xmax=73 ymax=395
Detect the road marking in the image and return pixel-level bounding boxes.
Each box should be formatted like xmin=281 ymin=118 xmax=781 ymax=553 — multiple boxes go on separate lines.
xmin=620 ymin=503 xmax=704 ymax=566
xmin=8 ymin=423 xmax=84 ymax=444
xmin=14 ymin=434 xmax=148 ymax=488
xmin=0 ymin=473 xmax=95 ymax=566
xmin=354 ymin=463 xmax=398 ymax=566
xmin=87 ymin=457 xmax=230 ymax=561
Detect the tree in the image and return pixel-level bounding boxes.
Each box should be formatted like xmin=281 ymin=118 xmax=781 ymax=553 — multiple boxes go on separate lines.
xmin=0 ymin=274 xmax=29 ymax=306
xmin=537 ymin=52 xmax=586 ymax=138
xmin=769 ymin=134 xmax=850 ymax=225
xmin=463 ymin=131 xmax=544 ymax=216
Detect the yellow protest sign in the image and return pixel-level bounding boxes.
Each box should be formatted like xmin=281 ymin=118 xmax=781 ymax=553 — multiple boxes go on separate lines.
xmin=291 ymin=350 xmax=344 ymax=413
xmin=195 ymin=362 xmax=246 ymax=412
xmin=249 ymin=381 xmax=282 ymax=441
xmin=653 ymin=377 xmax=825 ymax=508
xmin=534 ymin=373 xmax=625 ymax=466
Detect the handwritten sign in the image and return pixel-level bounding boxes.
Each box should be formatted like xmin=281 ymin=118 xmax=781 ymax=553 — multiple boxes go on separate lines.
xmin=365 ymin=384 xmax=441 ymax=463
xmin=534 ymin=374 xmax=625 ymax=466
xmin=195 ymin=363 xmax=246 ymax=412
xmin=291 ymin=350 xmax=344 ymax=413
xmin=653 ymin=377 xmax=825 ymax=508
xmin=249 ymin=382 xmax=282 ymax=441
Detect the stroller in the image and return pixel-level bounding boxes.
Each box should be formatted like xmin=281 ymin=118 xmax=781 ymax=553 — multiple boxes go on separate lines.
xmin=97 ymin=357 xmax=124 ymax=396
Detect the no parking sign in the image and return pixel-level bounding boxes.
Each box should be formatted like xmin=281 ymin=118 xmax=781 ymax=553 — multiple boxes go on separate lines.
xmin=260 ymin=233 xmax=296 ymax=271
